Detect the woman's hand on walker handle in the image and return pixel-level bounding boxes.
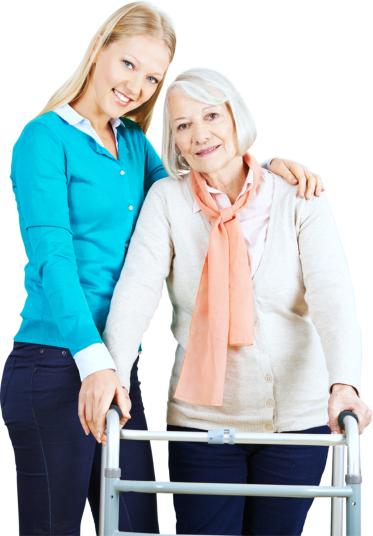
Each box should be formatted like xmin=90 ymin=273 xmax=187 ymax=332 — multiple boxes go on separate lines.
xmin=78 ymin=369 xmax=131 ymax=444
xmin=270 ymin=158 xmax=324 ymax=199
xmin=327 ymin=383 xmax=372 ymax=435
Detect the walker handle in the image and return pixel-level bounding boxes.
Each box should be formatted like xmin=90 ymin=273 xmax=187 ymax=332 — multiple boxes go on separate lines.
xmin=338 ymin=410 xmax=358 ymax=431
xmin=109 ymin=404 xmax=123 ymax=420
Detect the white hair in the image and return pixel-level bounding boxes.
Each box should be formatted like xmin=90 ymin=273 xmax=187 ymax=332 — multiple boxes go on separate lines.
xmin=162 ymin=67 xmax=257 ymax=178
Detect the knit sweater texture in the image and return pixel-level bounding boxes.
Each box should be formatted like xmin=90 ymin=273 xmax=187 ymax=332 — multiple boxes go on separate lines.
xmin=102 ymin=170 xmax=362 ymax=433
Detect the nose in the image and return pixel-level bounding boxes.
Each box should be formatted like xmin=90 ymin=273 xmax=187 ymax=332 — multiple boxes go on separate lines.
xmin=125 ymin=74 xmax=142 ymax=99
xmin=192 ymin=122 xmax=211 ymax=145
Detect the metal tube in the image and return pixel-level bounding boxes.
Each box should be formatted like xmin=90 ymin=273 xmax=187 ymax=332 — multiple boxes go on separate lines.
xmin=98 ymin=444 xmax=108 ymax=536
xmin=120 ymin=429 xmax=346 ymax=447
xmin=346 ymin=483 xmax=361 ymax=536
xmin=102 ymin=409 xmax=121 ymax=536
xmin=114 ymin=480 xmax=352 ymax=499
xmin=343 ymin=416 xmax=361 ymax=535
xmin=344 ymin=416 xmax=360 ymax=476
xmin=106 ymin=409 xmax=121 ymax=470
xmin=331 ymin=445 xmax=344 ymax=536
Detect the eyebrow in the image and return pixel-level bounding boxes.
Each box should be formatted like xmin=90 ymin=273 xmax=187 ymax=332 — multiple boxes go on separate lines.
xmin=174 ymin=105 xmax=221 ymax=123
xmin=123 ymin=53 xmax=164 ymax=78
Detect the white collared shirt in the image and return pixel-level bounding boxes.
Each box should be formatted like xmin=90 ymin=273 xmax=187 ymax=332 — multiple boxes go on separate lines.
xmin=54 ymin=103 xmax=124 ymax=150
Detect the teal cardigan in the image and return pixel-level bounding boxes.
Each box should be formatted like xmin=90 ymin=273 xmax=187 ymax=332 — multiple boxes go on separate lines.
xmin=11 ymin=112 xmax=167 ymax=355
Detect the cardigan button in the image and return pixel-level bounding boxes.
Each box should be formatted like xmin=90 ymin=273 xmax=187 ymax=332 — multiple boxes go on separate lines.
xmin=265 ymin=375 xmax=272 ymax=383
xmin=254 ymin=319 xmax=260 ymax=326
xmin=260 ymin=346 xmax=267 ymax=354
xmin=265 ymin=424 xmax=274 ymax=432
xmin=129 ymin=206 xmax=133 ymax=211
xmin=120 ymin=170 xmax=125 ymax=175
xmin=125 ymin=243 xmax=129 ymax=248
xmin=266 ymin=399 xmax=275 ymax=408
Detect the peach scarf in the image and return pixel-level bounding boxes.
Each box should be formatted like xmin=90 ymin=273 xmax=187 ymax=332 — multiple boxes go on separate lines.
xmin=174 ymin=153 xmax=262 ymax=406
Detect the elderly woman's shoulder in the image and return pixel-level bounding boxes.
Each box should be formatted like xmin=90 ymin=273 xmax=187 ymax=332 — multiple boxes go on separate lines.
xmin=268 ymin=170 xmax=330 ymax=223
xmin=148 ymin=173 xmax=190 ymax=198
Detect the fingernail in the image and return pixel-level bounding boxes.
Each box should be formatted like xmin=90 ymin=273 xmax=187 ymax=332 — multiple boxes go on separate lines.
xmin=316 ymin=190 xmax=321 ymax=195
xmin=332 ymin=431 xmax=338 ymax=434
xmin=85 ymin=430 xmax=89 ymax=436
xmin=97 ymin=432 xmax=101 ymax=439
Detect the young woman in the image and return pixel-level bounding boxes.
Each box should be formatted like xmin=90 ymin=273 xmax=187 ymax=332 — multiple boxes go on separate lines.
xmin=1 ymin=2 xmax=322 ymax=535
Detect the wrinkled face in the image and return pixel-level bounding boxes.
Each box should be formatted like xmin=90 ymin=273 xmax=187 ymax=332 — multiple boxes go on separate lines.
xmin=169 ymin=91 xmax=238 ymax=174
xmin=92 ymin=34 xmax=170 ymax=118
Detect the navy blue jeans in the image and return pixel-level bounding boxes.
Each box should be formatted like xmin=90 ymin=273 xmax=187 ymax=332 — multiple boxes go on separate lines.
xmin=1 ymin=342 xmax=159 ymax=535
xmin=168 ymin=424 xmax=330 ymax=536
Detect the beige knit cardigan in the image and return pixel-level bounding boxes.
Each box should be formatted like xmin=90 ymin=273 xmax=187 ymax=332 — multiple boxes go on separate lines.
xmin=102 ymin=171 xmax=362 ymax=433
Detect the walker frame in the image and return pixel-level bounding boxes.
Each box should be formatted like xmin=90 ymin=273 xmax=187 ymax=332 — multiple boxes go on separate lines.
xmin=99 ymin=408 xmax=361 ymax=536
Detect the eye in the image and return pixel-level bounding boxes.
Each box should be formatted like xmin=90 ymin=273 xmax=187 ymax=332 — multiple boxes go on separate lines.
xmin=123 ymin=60 xmax=134 ymax=70
xmin=177 ymin=123 xmax=189 ymax=131
xmin=207 ymin=113 xmax=219 ymax=120
xmin=147 ymin=76 xmax=159 ymax=84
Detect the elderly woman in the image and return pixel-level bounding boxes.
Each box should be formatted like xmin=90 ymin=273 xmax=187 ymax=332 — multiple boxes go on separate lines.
xmin=102 ymin=68 xmax=371 ymax=536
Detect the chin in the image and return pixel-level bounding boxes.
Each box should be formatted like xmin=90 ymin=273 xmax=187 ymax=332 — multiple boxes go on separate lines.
xmin=194 ymin=161 xmax=223 ymax=175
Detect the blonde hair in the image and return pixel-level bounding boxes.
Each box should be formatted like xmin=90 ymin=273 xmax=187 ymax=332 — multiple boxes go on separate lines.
xmin=38 ymin=2 xmax=176 ymax=134
xmin=162 ymin=67 xmax=257 ymax=178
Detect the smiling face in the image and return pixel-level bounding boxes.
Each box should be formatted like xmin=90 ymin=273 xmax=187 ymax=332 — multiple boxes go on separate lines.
xmin=169 ymin=91 xmax=239 ymax=175
xmin=92 ymin=34 xmax=170 ymax=119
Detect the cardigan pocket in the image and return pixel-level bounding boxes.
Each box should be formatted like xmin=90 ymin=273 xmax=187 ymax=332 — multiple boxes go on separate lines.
xmin=0 ymin=356 xmax=16 ymax=408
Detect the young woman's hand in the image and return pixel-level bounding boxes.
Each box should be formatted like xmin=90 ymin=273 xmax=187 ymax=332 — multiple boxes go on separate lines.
xmin=270 ymin=158 xmax=325 ymax=199
xmin=98 ymin=388 xmax=133 ymax=446
xmin=78 ymin=369 xmax=131 ymax=444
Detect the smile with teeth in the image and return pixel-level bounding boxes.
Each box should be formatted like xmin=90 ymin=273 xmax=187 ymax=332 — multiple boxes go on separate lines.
xmin=196 ymin=145 xmax=220 ymax=156
xmin=113 ymin=88 xmax=131 ymax=103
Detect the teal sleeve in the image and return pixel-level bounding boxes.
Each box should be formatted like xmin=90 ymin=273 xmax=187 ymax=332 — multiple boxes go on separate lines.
xmin=13 ymin=121 xmax=102 ymax=354
xmin=143 ymin=135 xmax=168 ymax=194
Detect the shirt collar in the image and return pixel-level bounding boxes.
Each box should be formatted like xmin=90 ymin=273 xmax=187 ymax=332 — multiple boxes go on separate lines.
xmin=193 ymin=167 xmax=254 ymax=214
xmin=54 ymin=103 xmax=125 ymax=129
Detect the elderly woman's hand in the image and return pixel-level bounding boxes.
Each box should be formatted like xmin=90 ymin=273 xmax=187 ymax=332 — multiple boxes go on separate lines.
xmin=327 ymin=383 xmax=372 ymax=435
xmin=270 ymin=158 xmax=324 ymax=199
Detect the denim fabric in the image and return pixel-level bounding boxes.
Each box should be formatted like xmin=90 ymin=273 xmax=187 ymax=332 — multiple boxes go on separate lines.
xmin=168 ymin=424 xmax=330 ymax=536
xmin=1 ymin=342 xmax=159 ymax=535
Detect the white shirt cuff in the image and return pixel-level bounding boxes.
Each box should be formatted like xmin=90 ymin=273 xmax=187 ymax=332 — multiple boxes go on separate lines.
xmin=74 ymin=343 xmax=116 ymax=382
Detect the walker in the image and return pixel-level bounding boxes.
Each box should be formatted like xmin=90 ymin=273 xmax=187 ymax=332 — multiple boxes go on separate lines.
xmin=99 ymin=407 xmax=361 ymax=536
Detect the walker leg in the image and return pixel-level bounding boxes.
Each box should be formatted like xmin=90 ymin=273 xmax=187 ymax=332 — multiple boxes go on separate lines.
xmin=104 ymin=476 xmax=120 ymax=536
xmin=331 ymin=445 xmax=344 ymax=535
xmin=346 ymin=484 xmax=361 ymax=536
xmin=98 ymin=444 xmax=107 ymax=536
